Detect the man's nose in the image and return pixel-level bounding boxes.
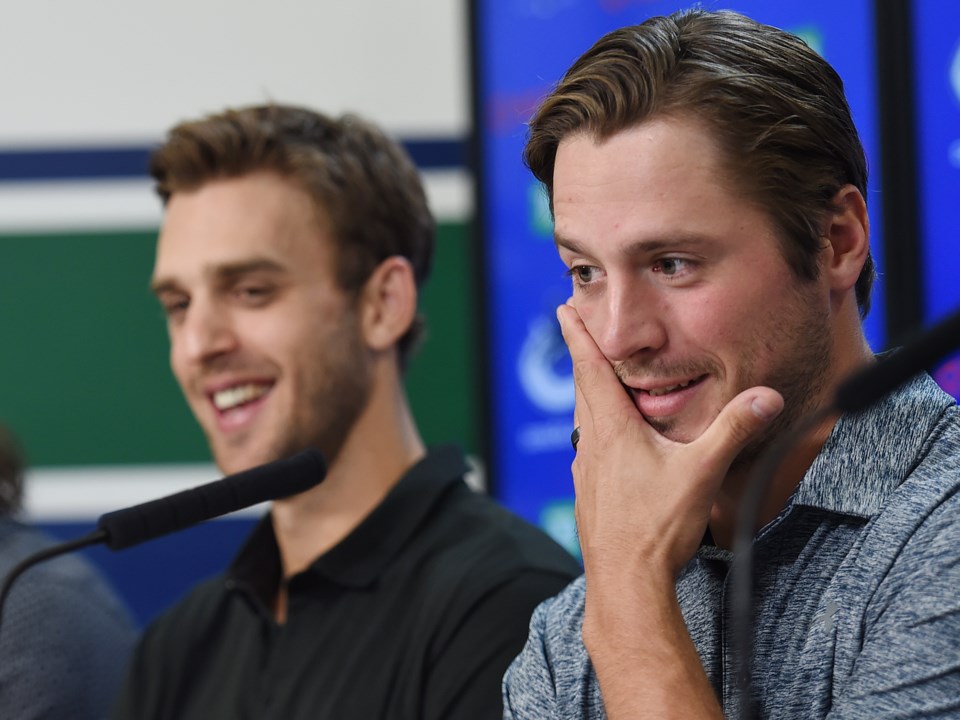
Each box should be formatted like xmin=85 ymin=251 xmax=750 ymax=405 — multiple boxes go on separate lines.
xmin=594 ymin=280 xmax=667 ymax=363
xmin=177 ymin=298 xmax=237 ymax=365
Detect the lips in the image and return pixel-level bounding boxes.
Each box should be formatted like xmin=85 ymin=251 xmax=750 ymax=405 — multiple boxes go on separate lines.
xmin=212 ymin=383 xmax=271 ymax=411
xmin=628 ymin=374 xmax=707 ymax=419
xmin=646 ymin=377 xmax=698 ymax=397
xmin=203 ymin=380 xmax=275 ymax=433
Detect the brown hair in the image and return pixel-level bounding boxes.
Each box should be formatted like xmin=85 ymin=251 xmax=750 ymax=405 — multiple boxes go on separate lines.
xmin=526 ymin=8 xmax=875 ymax=315
xmin=150 ymin=104 xmax=436 ymax=366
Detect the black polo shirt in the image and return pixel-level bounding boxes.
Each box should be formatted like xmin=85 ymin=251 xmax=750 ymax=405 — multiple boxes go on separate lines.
xmin=111 ymin=445 xmax=580 ymax=720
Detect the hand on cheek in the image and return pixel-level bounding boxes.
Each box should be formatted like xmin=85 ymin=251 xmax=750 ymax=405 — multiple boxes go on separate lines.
xmin=556 ymin=303 xmax=784 ymax=585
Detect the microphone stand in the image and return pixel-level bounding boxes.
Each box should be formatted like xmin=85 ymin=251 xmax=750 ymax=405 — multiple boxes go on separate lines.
xmin=0 ymin=446 xmax=326 ymax=641
xmin=731 ymin=405 xmax=835 ymax=720
xmin=0 ymin=528 xmax=109 ymax=632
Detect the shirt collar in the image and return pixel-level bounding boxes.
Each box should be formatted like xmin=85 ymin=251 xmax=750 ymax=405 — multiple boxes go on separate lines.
xmin=228 ymin=445 xmax=469 ymax=601
xmin=791 ymin=373 xmax=956 ymax=518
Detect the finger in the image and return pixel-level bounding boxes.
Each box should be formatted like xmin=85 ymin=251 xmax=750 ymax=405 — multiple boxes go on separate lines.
xmin=557 ymin=304 xmax=635 ymax=422
xmin=696 ymin=386 xmax=784 ymax=468
xmin=571 ymin=376 xmax=588 ymax=454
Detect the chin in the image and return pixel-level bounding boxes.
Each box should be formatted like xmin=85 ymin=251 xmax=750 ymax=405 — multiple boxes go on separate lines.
xmin=214 ymin=449 xmax=267 ymax=476
xmin=646 ymin=417 xmax=705 ymax=444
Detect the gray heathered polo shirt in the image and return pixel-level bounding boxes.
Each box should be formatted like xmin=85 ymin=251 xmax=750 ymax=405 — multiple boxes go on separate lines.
xmin=503 ymin=373 xmax=960 ymax=719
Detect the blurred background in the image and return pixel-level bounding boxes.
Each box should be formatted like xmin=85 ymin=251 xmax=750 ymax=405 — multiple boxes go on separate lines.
xmin=0 ymin=0 xmax=957 ymax=626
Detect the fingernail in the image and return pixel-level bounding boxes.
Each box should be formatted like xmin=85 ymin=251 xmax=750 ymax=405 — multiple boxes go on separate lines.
xmin=751 ymin=395 xmax=782 ymax=420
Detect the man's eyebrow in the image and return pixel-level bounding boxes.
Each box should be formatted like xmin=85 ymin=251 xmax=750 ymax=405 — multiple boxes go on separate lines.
xmin=554 ymin=232 xmax=712 ymax=258
xmin=554 ymin=233 xmax=590 ymax=256
xmin=149 ymin=277 xmax=181 ymax=297
xmin=150 ymin=258 xmax=287 ymax=296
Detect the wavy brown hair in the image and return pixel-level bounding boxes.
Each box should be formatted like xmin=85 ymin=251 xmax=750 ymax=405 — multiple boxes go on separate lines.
xmin=151 ymin=105 xmax=435 ymax=368
xmin=526 ymin=8 xmax=874 ymax=316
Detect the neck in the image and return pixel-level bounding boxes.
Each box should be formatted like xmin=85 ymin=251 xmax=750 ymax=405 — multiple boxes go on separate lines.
xmin=270 ymin=361 xmax=425 ymax=581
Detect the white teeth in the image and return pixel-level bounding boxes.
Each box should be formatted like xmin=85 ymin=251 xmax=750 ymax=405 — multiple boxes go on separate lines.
xmin=212 ymin=384 xmax=269 ymax=411
xmin=647 ymin=379 xmax=694 ymax=397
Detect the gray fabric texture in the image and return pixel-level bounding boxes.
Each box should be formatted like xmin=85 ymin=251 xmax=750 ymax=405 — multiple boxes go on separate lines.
xmin=0 ymin=521 xmax=137 ymax=719
xmin=502 ymin=373 xmax=960 ymax=719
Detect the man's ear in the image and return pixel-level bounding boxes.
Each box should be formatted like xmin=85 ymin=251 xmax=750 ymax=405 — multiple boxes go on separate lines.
xmin=822 ymin=184 xmax=870 ymax=294
xmin=359 ymin=256 xmax=418 ymax=351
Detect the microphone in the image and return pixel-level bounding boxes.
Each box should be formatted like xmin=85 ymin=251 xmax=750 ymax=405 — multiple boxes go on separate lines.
xmin=835 ymin=309 xmax=960 ymax=413
xmin=0 ymin=448 xmax=326 ymax=633
xmin=733 ymin=308 xmax=960 ymax=720
xmin=97 ymin=447 xmax=326 ymax=550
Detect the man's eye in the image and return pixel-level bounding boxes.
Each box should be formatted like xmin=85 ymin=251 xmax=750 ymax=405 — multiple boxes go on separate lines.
xmin=653 ymin=258 xmax=691 ymax=276
xmin=160 ymin=298 xmax=189 ymax=318
xmin=566 ymin=265 xmax=600 ymax=285
xmin=236 ymin=285 xmax=272 ymax=300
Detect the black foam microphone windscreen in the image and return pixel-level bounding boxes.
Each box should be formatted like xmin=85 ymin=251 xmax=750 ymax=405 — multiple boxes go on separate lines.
xmin=96 ymin=448 xmax=327 ymax=550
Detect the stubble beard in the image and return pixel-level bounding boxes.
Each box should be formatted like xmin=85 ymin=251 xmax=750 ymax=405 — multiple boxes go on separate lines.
xmin=728 ymin=284 xmax=832 ymax=472
xmin=613 ymin=281 xmax=833 ymax=468
xmin=291 ymin=314 xmax=373 ymax=469
xmin=226 ymin=313 xmax=373 ymax=474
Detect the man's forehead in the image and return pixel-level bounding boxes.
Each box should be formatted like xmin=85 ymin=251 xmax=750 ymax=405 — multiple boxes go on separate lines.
xmin=151 ymin=176 xmax=333 ymax=287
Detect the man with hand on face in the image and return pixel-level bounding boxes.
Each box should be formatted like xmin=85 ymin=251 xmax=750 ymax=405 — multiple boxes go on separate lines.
xmin=110 ymin=105 xmax=580 ymax=720
xmin=503 ymin=9 xmax=960 ymax=720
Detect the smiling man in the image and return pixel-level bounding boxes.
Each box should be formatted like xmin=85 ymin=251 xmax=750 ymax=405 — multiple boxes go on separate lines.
xmin=110 ymin=105 xmax=580 ymax=720
xmin=502 ymin=9 xmax=960 ymax=720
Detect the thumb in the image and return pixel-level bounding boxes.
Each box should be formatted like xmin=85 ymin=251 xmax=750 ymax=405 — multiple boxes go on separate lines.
xmin=698 ymin=387 xmax=784 ymax=466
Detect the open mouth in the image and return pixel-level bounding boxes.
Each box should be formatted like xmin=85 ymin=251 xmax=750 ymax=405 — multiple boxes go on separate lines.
xmin=640 ymin=374 xmax=707 ymax=397
xmin=211 ymin=383 xmax=272 ymax=413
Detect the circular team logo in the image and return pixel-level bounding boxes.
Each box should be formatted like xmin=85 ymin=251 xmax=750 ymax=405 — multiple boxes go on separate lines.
xmin=517 ymin=315 xmax=575 ymax=413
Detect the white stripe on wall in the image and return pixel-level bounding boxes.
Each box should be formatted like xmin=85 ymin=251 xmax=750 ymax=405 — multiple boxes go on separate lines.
xmin=0 ymin=171 xmax=472 ymax=234
xmin=22 ymin=456 xmax=485 ymax=522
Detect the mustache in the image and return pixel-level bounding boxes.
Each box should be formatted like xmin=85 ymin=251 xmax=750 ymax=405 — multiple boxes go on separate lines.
xmin=613 ymin=357 xmax=723 ymax=385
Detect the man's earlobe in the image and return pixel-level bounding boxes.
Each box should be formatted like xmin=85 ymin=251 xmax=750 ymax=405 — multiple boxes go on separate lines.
xmin=823 ymin=185 xmax=870 ymax=293
xmin=361 ymin=256 xmax=418 ymax=351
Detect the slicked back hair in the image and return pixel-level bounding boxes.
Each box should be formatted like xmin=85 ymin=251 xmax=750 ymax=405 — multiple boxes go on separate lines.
xmin=526 ymin=9 xmax=875 ymax=316
xmin=151 ymin=104 xmax=436 ymax=368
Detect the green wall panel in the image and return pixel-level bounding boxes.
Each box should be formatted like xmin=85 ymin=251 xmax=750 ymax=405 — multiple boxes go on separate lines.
xmin=0 ymin=231 xmax=208 ymax=466
xmin=406 ymin=222 xmax=480 ymax=454
xmin=0 ymin=222 xmax=477 ymax=468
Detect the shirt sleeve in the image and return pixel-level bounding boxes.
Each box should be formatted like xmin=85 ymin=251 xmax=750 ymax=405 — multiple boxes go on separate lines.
xmin=501 ymin=576 xmax=603 ymax=720
xmin=829 ymin=495 xmax=960 ymax=718
xmin=421 ymin=571 xmax=572 ymax=720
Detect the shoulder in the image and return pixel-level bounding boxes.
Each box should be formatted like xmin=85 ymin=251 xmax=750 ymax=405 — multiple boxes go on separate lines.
xmin=527 ymin=574 xmax=587 ymax=652
xmin=418 ymin=481 xmax=581 ymax=590
xmin=873 ymin=403 xmax=960 ymax=545
xmin=394 ymin=480 xmax=580 ymax=655
xmin=502 ymin=577 xmax=599 ymax=718
xmin=851 ymin=403 xmax=960 ymax=615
